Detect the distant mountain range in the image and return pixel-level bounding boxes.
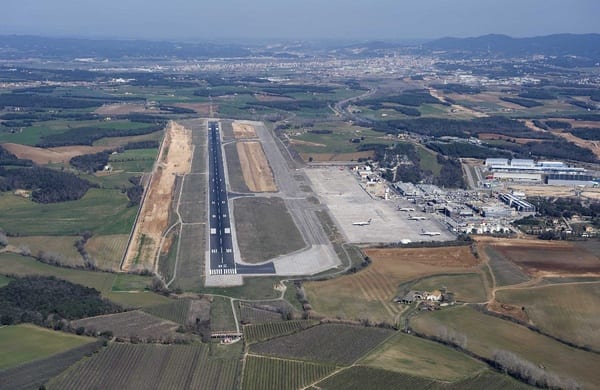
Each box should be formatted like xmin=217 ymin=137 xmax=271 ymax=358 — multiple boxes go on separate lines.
xmin=424 ymin=33 xmax=600 ymax=60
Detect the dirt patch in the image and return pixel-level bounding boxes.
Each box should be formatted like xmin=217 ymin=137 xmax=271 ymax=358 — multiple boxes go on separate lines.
xmin=232 ymin=122 xmax=257 ymax=139
xmin=94 ymin=103 xmax=154 ymax=116
xmin=1 ymin=143 xmax=110 ymax=165
xmin=289 ymin=139 xmax=326 ymax=148
xmin=491 ymin=241 xmax=600 ymax=276
xmin=487 ymin=300 xmax=530 ymax=323
xmin=429 ymin=89 xmax=487 ymax=118
xmin=123 ymin=121 xmax=192 ymax=271
xmin=236 ymin=142 xmax=277 ymax=192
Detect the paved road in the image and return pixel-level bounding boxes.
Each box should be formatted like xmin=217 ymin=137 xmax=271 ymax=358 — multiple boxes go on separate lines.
xmin=208 ymin=121 xmax=236 ymax=275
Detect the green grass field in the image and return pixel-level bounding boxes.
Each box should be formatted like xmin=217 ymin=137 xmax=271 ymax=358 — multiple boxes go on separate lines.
xmin=109 ymin=148 xmax=158 ymax=172
xmin=416 ymin=145 xmax=442 ymax=176
xmin=0 ymin=324 xmax=94 ymax=370
xmin=8 ymin=235 xmax=83 ymax=267
xmin=0 ymin=189 xmax=136 ymax=236
xmin=409 ymin=273 xmax=488 ymax=303
xmin=410 ymin=305 xmax=600 ymax=388
xmin=496 ymin=282 xmax=600 ymax=350
xmin=210 ymin=296 xmax=237 ymax=332
xmin=0 ymin=274 xmax=11 ymax=287
xmin=360 ymin=332 xmax=486 ymax=381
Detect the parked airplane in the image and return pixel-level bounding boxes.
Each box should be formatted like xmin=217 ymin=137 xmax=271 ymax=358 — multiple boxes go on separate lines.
xmin=408 ymin=214 xmax=427 ymax=220
xmin=352 ymin=218 xmax=372 ymax=226
xmin=420 ymin=229 xmax=441 ymax=236
xmin=398 ymin=207 xmax=415 ymax=212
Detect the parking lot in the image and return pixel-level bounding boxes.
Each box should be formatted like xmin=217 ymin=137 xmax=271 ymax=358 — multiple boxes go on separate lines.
xmin=305 ymin=167 xmax=455 ymax=243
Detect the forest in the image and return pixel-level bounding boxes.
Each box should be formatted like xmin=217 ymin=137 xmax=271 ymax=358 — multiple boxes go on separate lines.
xmin=36 ymin=123 xmax=164 ymax=147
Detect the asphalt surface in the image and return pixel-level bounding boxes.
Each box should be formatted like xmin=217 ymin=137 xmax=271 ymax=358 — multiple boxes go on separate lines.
xmin=208 ymin=121 xmax=236 ymax=275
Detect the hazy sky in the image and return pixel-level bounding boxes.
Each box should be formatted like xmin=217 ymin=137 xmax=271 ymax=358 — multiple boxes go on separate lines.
xmin=1 ymin=0 xmax=599 ymax=41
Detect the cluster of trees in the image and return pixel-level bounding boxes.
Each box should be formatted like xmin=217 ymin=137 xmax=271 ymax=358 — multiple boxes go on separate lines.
xmin=125 ymin=176 xmax=144 ymax=206
xmin=568 ymin=99 xmax=597 ymax=111
xmin=499 ymin=140 xmax=598 ymax=163
xmin=518 ymin=89 xmax=556 ymax=100
xmin=426 ymin=141 xmax=511 ymax=159
xmin=528 ymin=197 xmax=600 ymax=220
xmin=0 ymin=166 xmax=96 ymax=203
xmin=70 ymin=151 xmax=111 ymax=173
xmin=0 ymin=93 xmax=103 ymax=109
xmin=435 ymin=155 xmax=466 ymax=188
xmin=0 ymin=145 xmax=33 ymax=167
xmin=499 ymin=96 xmax=543 ymax=108
xmin=568 ymin=127 xmax=600 ymax=140
xmin=0 ymin=276 xmax=122 ymax=326
xmin=37 ymin=123 xmax=164 ymax=147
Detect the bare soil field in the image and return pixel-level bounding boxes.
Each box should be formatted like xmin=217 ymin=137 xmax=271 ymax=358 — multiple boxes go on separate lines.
xmin=305 ymin=246 xmax=480 ymax=323
xmin=71 ymin=310 xmax=182 ymax=341
xmin=488 ymin=239 xmax=600 ymax=276
xmin=94 ymin=103 xmax=154 ymax=116
xmin=232 ymin=121 xmax=257 ymax=139
xmin=236 ymin=141 xmax=277 ymax=192
xmin=123 ymin=121 xmax=192 ymax=271
xmin=85 ymin=234 xmax=129 ymax=270
xmin=1 ymin=143 xmax=110 ymax=164
xmin=299 ymin=151 xmax=374 ymax=162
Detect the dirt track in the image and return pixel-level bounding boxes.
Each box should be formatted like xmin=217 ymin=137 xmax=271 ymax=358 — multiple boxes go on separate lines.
xmin=232 ymin=122 xmax=257 ymax=139
xmin=122 ymin=121 xmax=192 ymax=271
xmin=236 ymin=141 xmax=277 ymax=192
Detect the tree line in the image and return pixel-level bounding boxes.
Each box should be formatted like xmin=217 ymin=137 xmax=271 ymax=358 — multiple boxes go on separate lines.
xmin=37 ymin=123 xmax=164 ymax=147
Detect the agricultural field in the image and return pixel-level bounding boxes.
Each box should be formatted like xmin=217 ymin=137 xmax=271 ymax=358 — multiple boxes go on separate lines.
xmin=305 ymin=246 xmax=480 ymax=323
xmin=496 ymin=282 xmax=600 ymax=350
xmin=314 ymin=366 xmax=435 ymax=390
xmin=360 ymin=332 xmax=486 ymax=381
xmin=483 ymin=246 xmax=530 ymax=287
xmin=410 ymin=305 xmax=600 ymax=389
xmin=242 ymin=355 xmax=336 ymax=390
xmin=233 ymin=197 xmax=305 ymax=263
xmin=250 ymin=324 xmax=394 ymax=365
xmin=71 ymin=310 xmax=182 ymax=341
xmin=408 ymin=273 xmax=488 ymax=303
xmin=0 ymin=324 xmax=95 ymax=370
xmin=210 ymin=296 xmax=237 ymax=333
xmin=0 ymin=341 xmax=103 ymax=390
xmin=84 ymin=234 xmax=129 ymax=270
xmin=142 ymin=298 xmax=193 ymax=325
xmin=0 ymin=189 xmax=136 ymax=236
xmin=47 ymin=343 xmax=240 ymax=390
xmin=244 ymin=320 xmax=318 ymax=344
xmin=240 ymin=304 xmax=285 ymax=325
xmin=108 ymin=148 xmax=158 ymax=172
xmin=6 ymin=235 xmax=83 ymax=267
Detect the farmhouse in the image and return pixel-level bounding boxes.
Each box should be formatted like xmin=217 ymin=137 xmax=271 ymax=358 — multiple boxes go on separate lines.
xmin=426 ymin=290 xmax=442 ymax=302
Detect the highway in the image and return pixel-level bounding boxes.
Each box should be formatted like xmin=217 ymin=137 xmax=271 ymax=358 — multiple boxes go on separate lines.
xmin=208 ymin=121 xmax=236 ymax=275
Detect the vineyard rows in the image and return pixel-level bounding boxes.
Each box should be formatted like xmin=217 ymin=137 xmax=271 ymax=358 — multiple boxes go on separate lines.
xmin=242 ymin=355 xmax=336 ymax=390
xmin=143 ymin=299 xmax=191 ymax=325
xmin=47 ymin=343 xmax=240 ymax=390
xmin=240 ymin=305 xmax=284 ymax=324
xmin=244 ymin=320 xmax=317 ymax=344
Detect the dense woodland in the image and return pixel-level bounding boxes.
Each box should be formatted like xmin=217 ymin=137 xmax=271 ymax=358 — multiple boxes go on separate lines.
xmin=426 ymin=142 xmax=512 ymax=159
xmin=0 ymin=145 xmax=33 ymax=166
xmin=568 ymin=127 xmax=600 ymax=140
xmin=37 ymin=123 xmax=164 ymax=147
xmin=0 ymin=167 xmax=96 ymax=203
xmin=0 ymin=276 xmax=122 ymax=326
xmin=70 ymin=151 xmax=111 ymax=173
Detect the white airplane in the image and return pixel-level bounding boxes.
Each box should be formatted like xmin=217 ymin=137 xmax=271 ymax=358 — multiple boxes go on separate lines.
xmin=408 ymin=214 xmax=427 ymax=221
xmin=352 ymin=218 xmax=372 ymax=226
xmin=398 ymin=207 xmax=415 ymax=212
xmin=420 ymin=229 xmax=441 ymax=236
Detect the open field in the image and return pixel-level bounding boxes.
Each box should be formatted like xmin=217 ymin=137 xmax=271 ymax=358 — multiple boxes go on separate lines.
xmin=237 ymin=141 xmax=277 ymax=192
xmin=489 ymin=239 xmax=600 ymax=276
xmin=306 ymin=167 xmax=454 ymax=243
xmin=142 ymin=298 xmax=193 ymax=325
xmin=250 ymin=324 xmax=393 ymax=365
xmin=71 ymin=310 xmax=181 ymax=340
xmin=1 ymin=143 xmax=110 ymax=165
xmin=0 ymin=189 xmax=136 ymax=236
xmin=173 ymin=102 xmax=213 ymax=115
xmin=94 ymin=103 xmax=155 ymax=116
xmin=47 ymin=343 xmax=240 ymax=390
xmin=85 ymin=234 xmax=129 ymax=270
xmin=411 ymin=305 xmax=600 ymax=389
xmin=240 ymin=304 xmax=284 ymax=325
xmin=305 ymin=246 xmax=480 ymax=323
xmin=496 ymin=282 xmax=600 ymax=350
xmin=224 ymin=143 xmax=250 ymax=192
xmin=243 ymin=355 xmax=336 ymax=390
xmin=0 ymin=340 xmax=102 ymax=390
xmin=8 ymin=235 xmax=83 ymax=267
xmin=298 ymin=150 xmax=373 ymax=162
xmin=361 ymin=332 xmax=486 ymax=381
xmin=244 ymin=320 xmax=318 ymax=344
xmin=0 ymin=324 xmax=95 ymax=370
xmin=108 ymin=148 xmax=158 ymax=172
xmin=210 ymin=296 xmax=237 ymax=333
xmin=232 ymin=121 xmax=257 ymax=138
xmin=123 ymin=121 xmax=192 ymax=271
xmin=409 ymin=273 xmax=488 ymax=303
xmin=233 ymin=197 xmax=305 ymax=263
xmin=483 ymin=246 xmax=530 ymax=287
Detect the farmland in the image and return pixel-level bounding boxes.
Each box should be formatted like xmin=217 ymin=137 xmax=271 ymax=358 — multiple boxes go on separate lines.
xmin=142 ymin=298 xmax=193 ymax=325
xmin=233 ymin=197 xmax=305 ymax=263
xmin=0 ymin=324 xmax=95 ymax=370
xmin=496 ymin=282 xmax=600 ymax=350
xmin=408 ymin=273 xmax=488 ymax=303
xmin=71 ymin=310 xmax=182 ymax=341
xmin=47 ymin=343 xmax=241 ymax=390
xmin=243 ymin=355 xmax=336 ymax=390
xmin=240 ymin=303 xmax=285 ymax=324
xmin=410 ymin=305 xmax=600 ymax=389
xmin=84 ymin=234 xmax=129 ymax=270
xmin=361 ymin=332 xmax=486 ymax=381
xmin=244 ymin=320 xmax=318 ymax=344
xmin=483 ymin=246 xmax=530 ymax=287
xmin=314 ymin=366 xmax=435 ymax=390
xmin=210 ymin=296 xmax=237 ymax=333
xmin=7 ymin=235 xmax=83 ymax=267
xmin=305 ymin=246 xmax=480 ymax=323
xmin=250 ymin=324 xmax=394 ymax=365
